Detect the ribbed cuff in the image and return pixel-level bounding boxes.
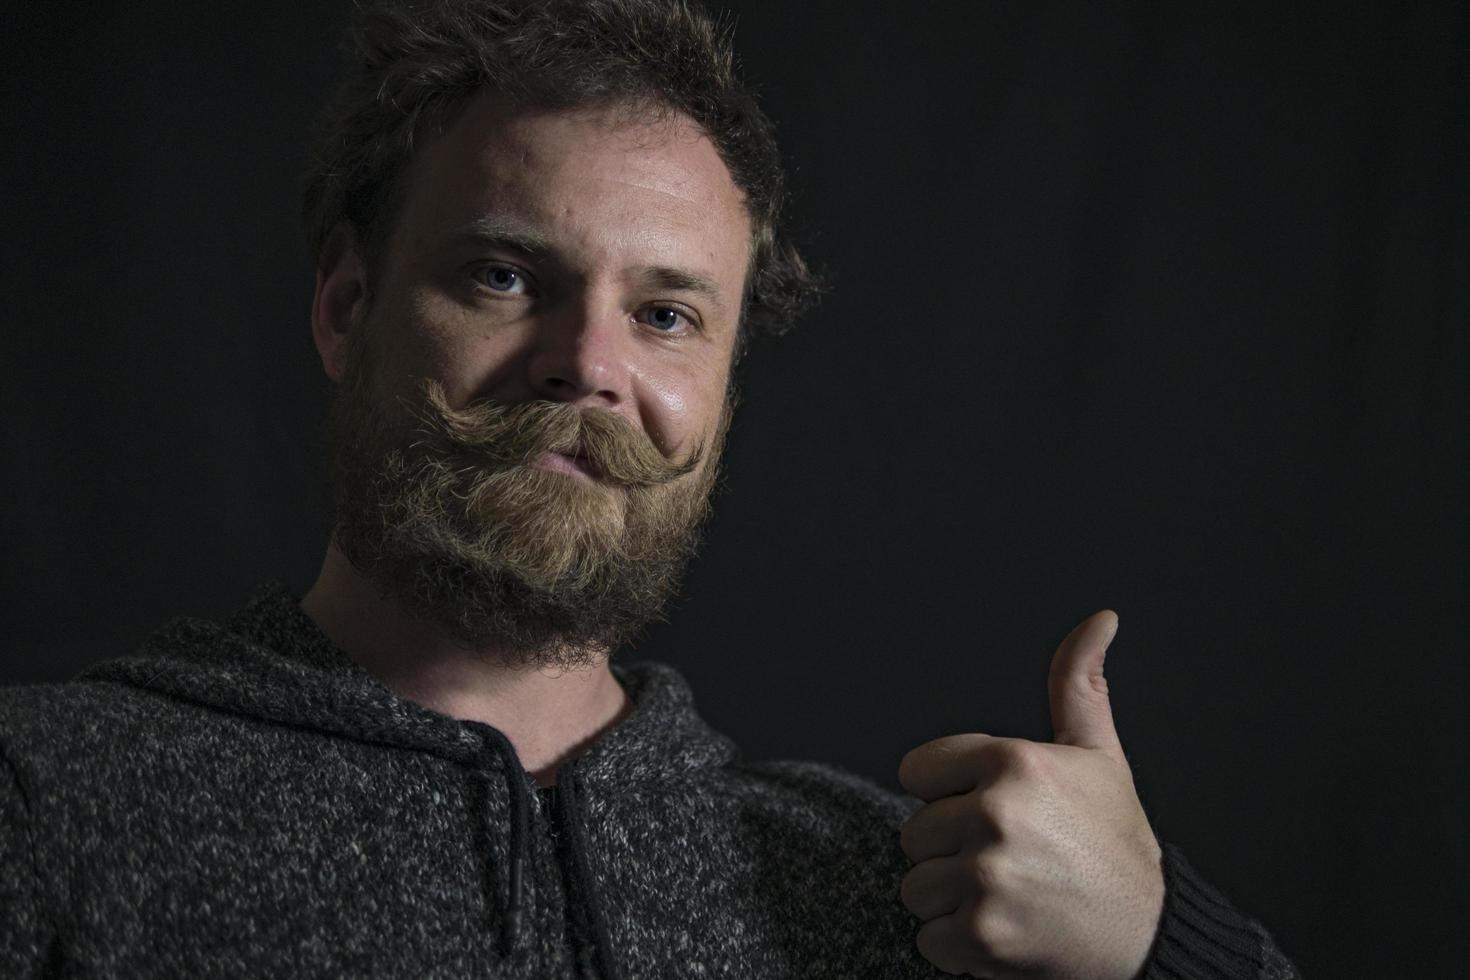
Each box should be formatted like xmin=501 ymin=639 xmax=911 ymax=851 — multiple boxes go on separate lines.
xmin=1136 ymin=842 xmax=1267 ymax=980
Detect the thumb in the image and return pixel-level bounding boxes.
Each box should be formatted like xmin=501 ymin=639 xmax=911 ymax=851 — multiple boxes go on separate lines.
xmin=1047 ymin=609 xmax=1125 ymax=757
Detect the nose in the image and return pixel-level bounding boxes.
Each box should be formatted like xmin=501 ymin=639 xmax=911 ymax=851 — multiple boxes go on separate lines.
xmin=526 ymin=301 xmax=630 ymax=410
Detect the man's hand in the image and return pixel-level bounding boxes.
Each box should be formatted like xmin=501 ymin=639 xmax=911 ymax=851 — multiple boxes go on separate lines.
xmin=897 ymin=611 xmax=1165 ymax=980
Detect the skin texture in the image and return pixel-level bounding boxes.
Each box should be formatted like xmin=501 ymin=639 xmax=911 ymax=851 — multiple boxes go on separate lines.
xmin=301 ymin=93 xmax=751 ymax=785
xmin=898 ymin=612 xmax=1167 ymax=978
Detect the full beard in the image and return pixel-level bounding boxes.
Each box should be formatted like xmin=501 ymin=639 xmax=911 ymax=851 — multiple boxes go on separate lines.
xmin=324 ymin=332 xmax=729 ymax=671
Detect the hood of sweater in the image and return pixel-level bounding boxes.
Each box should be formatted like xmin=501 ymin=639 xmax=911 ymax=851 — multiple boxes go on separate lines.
xmin=74 ymin=580 xmax=738 ymax=974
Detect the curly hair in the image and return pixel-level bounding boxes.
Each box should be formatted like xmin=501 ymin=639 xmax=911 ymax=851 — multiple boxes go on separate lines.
xmin=301 ymin=0 xmax=822 ymax=348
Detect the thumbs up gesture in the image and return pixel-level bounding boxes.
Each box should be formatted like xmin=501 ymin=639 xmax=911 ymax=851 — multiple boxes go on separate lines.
xmin=897 ymin=612 xmax=1165 ymax=979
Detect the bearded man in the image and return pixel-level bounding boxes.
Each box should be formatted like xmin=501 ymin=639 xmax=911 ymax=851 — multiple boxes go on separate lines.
xmin=0 ymin=2 xmax=1299 ymax=978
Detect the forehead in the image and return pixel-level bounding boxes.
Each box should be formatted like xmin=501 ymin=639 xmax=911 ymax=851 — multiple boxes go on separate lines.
xmin=393 ymin=92 xmax=752 ymax=281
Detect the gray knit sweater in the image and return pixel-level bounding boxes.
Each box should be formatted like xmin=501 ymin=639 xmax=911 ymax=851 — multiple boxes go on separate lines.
xmin=0 ymin=582 xmax=1298 ymax=978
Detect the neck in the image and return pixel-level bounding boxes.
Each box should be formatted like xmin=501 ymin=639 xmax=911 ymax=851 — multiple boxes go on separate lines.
xmin=299 ymin=538 xmax=631 ymax=787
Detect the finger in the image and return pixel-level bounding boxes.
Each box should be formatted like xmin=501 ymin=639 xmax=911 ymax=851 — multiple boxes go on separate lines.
xmin=1046 ymin=609 xmax=1125 ymax=757
xmin=899 ymin=792 xmax=999 ymax=863
xmin=899 ymin=852 xmax=973 ymax=921
xmin=898 ymin=733 xmax=1011 ymax=803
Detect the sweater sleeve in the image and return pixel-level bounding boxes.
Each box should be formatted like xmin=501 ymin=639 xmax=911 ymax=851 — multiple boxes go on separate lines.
xmin=0 ymin=750 xmax=53 ymax=979
xmin=1137 ymin=842 xmax=1300 ymax=980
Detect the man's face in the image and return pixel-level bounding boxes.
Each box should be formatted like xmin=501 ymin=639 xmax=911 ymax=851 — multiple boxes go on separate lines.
xmin=320 ymin=93 xmax=752 ymax=666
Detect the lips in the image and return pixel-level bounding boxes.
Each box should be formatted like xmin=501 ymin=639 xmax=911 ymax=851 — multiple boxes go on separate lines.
xmin=560 ymin=449 xmax=600 ymax=477
xmin=534 ymin=448 xmax=601 ymax=480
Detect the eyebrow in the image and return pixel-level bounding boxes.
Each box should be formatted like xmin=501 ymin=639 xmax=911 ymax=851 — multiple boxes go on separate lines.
xmin=455 ymin=214 xmax=554 ymax=255
xmin=635 ymin=266 xmax=728 ymax=315
xmin=455 ymin=213 xmax=730 ymax=315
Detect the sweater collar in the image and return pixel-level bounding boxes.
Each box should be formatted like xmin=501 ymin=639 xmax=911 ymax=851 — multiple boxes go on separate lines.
xmin=78 ymin=580 xmax=738 ymax=785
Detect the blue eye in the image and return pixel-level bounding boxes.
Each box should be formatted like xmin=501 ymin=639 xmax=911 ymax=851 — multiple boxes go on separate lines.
xmin=480 ymin=265 xmax=525 ymax=294
xmin=644 ymin=306 xmax=689 ymax=332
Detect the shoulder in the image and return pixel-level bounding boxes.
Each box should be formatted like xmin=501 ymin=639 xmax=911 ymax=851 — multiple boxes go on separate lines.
xmin=0 ymin=681 xmax=118 ymax=751
xmin=0 ymin=678 xmax=199 ymax=795
xmin=0 ymin=678 xmax=168 ymax=742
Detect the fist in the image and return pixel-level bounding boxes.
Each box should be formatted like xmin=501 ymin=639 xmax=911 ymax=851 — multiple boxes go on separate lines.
xmin=897 ymin=611 xmax=1165 ymax=980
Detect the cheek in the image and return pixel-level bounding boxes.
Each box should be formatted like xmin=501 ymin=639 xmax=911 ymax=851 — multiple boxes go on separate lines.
xmin=647 ymin=373 xmax=690 ymax=420
xmin=632 ymin=355 xmax=729 ymax=458
xmin=391 ymin=291 xmax=522 ymax=404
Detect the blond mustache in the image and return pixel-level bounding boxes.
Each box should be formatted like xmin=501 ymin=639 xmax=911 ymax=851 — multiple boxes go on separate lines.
xmin=403 ymin=378 xmax=703 ymax=488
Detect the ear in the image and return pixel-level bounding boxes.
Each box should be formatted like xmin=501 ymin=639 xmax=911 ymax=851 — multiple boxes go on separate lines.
xmin=311 ymin=226 xmax=369 ymax=384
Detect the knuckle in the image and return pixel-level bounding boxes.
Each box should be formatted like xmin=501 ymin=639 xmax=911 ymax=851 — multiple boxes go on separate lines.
xmin=968 ymin=850 xmax=1008 ymax=893
xmin=996 ymin=738 xmax=1042 ymax=775
xmin=962 ymin=899 xmax=1017 ymax=959
xmin=969 ymin=789 xmax=1012 ymax=842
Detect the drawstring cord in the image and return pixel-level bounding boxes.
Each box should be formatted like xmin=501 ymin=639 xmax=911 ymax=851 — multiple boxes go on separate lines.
xmin=558 ymin=766 xmax=626 ymax=980
xmin=462 ymin=722 xmax=622 ymax=979
xmin=461 ymin=721 xmax=531 ymax=956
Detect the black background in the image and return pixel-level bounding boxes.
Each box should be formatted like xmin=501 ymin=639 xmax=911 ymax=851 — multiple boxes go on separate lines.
xmin=4 ymin=3 xmax=1467 ymax=975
